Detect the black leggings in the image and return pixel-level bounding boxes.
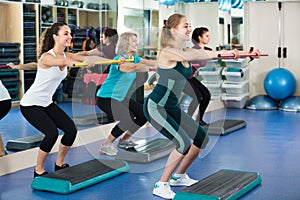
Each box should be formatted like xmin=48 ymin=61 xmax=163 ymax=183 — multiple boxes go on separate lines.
xmin=183 ymin=77 xmax=211 ymax=121
xmin=0 ymin=99 xmax=11 ymax=120
xmin=20 ymin=103 xmax=77 ymax=153
xmin=97 ymin=97 xmax=147 ymax=139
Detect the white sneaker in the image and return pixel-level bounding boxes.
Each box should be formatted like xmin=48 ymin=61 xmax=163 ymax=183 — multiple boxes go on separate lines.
xmin=153 ymin=181 xmax=175 ymax=199
xmin=99 ymin=144 xmax=118 ymax=156
xmin=117 ymin=140 xmax=137 ymax=149
xmin=169 ymin=173 xmax=198 ymax=186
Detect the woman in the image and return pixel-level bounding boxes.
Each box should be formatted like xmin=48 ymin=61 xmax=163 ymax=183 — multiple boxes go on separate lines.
xmin=183 ymin=27 xmax=212 ymax=125
xmin=20 ymin=22 xmax=111 ymax=178
xmin=143 ymin=14 xmax=240 ymax=199
xmin=97 ymin=32 xmax=157 ymax=156
xmin=79 ymin=28 xmax=118 ymax=59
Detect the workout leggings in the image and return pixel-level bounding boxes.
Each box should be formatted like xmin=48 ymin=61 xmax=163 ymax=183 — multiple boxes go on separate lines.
xmin=144 ymin=98 xmax=208 ymax=155
xmin=183 ymin=77 xmax=211 ymax=121
xmin=97 ymin=97 xmax=147 ymax=139
xmin=20 ymin=103 xmax=77 ymax=153
xmin=0 ymin=99 xmax=11 ymax=120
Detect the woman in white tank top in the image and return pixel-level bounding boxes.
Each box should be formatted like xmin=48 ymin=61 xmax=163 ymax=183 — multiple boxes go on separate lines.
xmin=20 ymin=22 xmax=111 ymax=178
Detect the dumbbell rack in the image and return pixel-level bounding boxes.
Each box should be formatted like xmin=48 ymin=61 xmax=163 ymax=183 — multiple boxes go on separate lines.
xmin=0 ymin=42 xmax=21 ymax=101
xmin=23 ymin=4 xmax=38 ymax=92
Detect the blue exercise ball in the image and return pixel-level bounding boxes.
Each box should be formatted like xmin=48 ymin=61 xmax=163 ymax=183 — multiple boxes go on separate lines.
xmin=246 ymin=95 xmax=278 ymax=110
xmin=279 ymin=96 xmax=300 ymax=112
xmin=264 ymin=68 xmax=296 ymax=100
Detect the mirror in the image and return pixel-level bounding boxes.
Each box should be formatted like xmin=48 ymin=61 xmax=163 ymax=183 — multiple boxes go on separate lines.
xmin=158 ymin=0 xmax=245 ymax=50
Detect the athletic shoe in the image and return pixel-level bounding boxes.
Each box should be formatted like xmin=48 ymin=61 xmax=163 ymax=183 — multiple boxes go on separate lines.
xmin=117 ymin=140 xmax=137 ymax=149
xmin=153 ymin=181 xmax=175 ymax=199
xmin=55 ymin=163 xmax=70 ymax=171
xmin=34 ymin=170 xmax=48 ymax=178
xmin=169 ymin=173 xmax=198 ymax=186
xmin=99 ymin=143 xmax=118 ymax=156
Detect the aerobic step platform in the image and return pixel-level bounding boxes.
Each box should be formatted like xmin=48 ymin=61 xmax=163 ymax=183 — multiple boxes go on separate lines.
xmin=31 ymin=159 xmax=130 ymax=194
xmin=115 ymin=138 xmax=175 ymax=163
xmin=6 ymin=134 xmax=45 ymax=151
xmin=174 ymin=169 xmax=262 ymax=200
xmin=203 ymin=119 xmax=246 ymax=136
xmin=73 ymin=112 xmax=108 ymax=126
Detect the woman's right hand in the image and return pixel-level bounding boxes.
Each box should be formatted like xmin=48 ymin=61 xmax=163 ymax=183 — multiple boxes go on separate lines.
xmin=229 ymin=49 xmax=239 ymax=60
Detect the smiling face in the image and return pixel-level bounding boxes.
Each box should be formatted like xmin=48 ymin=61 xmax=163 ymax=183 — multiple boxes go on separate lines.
xmin=128 ymin=34 xmax=138 ymax=53
xmin=173 ymin=17 xmax=192 ymax=42
xmin=53 ymin=25 xmax=72 ymax=47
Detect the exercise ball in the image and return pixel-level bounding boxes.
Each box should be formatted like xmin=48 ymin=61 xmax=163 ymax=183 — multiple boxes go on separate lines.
xmin=246 ymin=94 xmax=278 ymax=110
xmin=264 ymin=68 xmax=296 ymax=100
xmin=279 ymin=96 xmax=300 ymax=112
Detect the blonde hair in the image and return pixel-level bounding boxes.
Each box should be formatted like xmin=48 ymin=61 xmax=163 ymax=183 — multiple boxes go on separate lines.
xmin=160 ymin=13 xmax=185 ymax=50
xmin=116 ymin=32 xmax=138 ymax=55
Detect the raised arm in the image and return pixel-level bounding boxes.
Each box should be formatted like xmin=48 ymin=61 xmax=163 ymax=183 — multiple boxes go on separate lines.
xmin=119 ymin=57 xmax=157 ymax=73
xmin=158 ymin=47 xmax=239 ymax=68
xmin=76 ymin=48 xmax=104 ymax=57
xmin=7 ymin=62 xmax=37 ymax=70
xmin=39 ymin=52 xmax=111 ymax=68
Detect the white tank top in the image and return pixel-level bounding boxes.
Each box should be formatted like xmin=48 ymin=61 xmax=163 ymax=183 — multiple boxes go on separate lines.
xmin=20 ymin=49 xmax=67 ymax=107
xmin=0 ymin=80 xmax=11 ymax=101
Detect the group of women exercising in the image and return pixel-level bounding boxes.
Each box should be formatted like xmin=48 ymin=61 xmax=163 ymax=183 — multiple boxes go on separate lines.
xmin=0 ymin=13 xmax=261 ymax=199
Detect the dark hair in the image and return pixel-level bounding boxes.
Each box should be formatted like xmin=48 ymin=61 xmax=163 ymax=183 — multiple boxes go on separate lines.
xmin=39 ymin=22 xmax=68 ymax=58
xmin=103 ymin=28 xmax=118 ymax=45
xmin=191 ymin=27 xmax=209 ymax=45
xmin=82 ymin=38 xmax=95 ymax=51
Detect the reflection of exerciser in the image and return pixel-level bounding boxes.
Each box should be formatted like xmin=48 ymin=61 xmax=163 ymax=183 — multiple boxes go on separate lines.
xmin=72 ymin=59 xmax=135 ymax=125
xmin=189 ymin=50 xmax=268 ymax=136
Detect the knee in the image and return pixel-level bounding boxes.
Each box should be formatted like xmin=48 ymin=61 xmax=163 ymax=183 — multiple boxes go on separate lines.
xmin=61 ymin=125 xmax=77 ymax=146
xmin=40 ymin=130 xmax=59 ymax=153
xmin=135 ymin=117 xmax=147 ymax=127
xmin=194 ymin=134 xmax=209 ymax=149
xmin=174 ymin=139 xmax=191 ymax=155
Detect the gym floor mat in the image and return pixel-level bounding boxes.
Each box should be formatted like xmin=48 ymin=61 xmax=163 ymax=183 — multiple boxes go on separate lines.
xmin=203 ymin=119 xmax=246 ymax=135
xmin=115 ymin=138 xmax=175 ymax=163
xmin=31 ymin=159 xmax=130 ymax=194
xmin=174 ymin=169 xmax=262 ymax=200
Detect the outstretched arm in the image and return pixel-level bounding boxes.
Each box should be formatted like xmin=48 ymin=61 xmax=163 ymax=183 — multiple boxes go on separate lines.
xmin=7 ymin=62 xmax=37 ymax=70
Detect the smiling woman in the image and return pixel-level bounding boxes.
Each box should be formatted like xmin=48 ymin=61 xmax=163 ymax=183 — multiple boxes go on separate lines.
xmin=19 ymin=22 xmax=112 ymax=179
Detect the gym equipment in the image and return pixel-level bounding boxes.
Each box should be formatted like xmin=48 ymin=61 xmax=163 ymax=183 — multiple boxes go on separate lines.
xmin=279 ymin=96 xmax=300 ymax=112
xmin=246 ymin=94 xmax=278 ymax=110
xmin=262 ymin=2 xmax=295 ymax=101
xmin=174 ymin=169 xmax=262 ymax=200
xmin=218 ymin=52 xmax=268 ymax=59
xmin=264 ymin=68 xmax=296 ymax=100
xmin=73 ymin=112 xmax=109 ymax=126
xmin=115 ymin=138 xmax=175 ymax=163
xmin=203 ymin=119 xmax=246 ymax=136
xmin=191 ymin=51 xmax=268 ymax=67
xmin=73 ymin=59 xmax=134 ymax=67
xmin=6 ymin=134 xmax=44 ymax=151
xmin=31 ymin=159 xmax=130 ymax=194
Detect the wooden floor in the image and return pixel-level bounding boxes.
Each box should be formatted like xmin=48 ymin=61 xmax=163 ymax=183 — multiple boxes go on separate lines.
xmin=1 ymin=102 xmax=300 ymax=200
